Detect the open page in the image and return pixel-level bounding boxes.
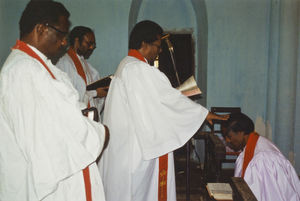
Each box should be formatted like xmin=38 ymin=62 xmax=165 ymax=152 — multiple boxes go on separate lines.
xmin=176 ymin=76 xmax=202 ymax=97
xmin=206 ymin=183 xmax=233 ymax=200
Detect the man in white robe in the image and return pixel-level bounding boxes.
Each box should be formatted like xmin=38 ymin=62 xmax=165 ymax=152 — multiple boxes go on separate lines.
xmin=57 ymin=26 xmax=107 ymax=120
xmin=0 ymin=1 xmax=107 ymax=201
xmin=99 ymin=20 xmax=227 ymax=201
xmin=224 ymin=113 xmax=300 ymax=201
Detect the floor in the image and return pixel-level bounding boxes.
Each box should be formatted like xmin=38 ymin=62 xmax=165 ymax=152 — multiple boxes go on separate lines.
xmin=174 ymin=146 xmax=234 ymax=201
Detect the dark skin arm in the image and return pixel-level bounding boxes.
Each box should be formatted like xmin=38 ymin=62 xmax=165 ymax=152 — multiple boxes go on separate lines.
xmin=96 ymin=86 xmax=109 ymax=98
xmin=206 ymin=112 xmax=229 ymax=125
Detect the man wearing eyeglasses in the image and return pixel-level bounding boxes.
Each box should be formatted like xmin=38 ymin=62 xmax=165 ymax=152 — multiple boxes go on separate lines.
xmin=0 ymin=1 xmax=107 ymax=201
xmin=99 ymin=20 xmax=227 ymax=201
xmin=57 ymin=26 xmax=107 ymax=120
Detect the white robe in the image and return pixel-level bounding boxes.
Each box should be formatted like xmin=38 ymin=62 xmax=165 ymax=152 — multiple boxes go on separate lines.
xmin=0 ymin=46 xmax=106 ymax=201
xmin=57 ymin=53 xmax=105 ymax=119
xmin=99 ymin=56 xmax=208 ymax=201
xmin=235 ymin=136 xmax=300 ymax=201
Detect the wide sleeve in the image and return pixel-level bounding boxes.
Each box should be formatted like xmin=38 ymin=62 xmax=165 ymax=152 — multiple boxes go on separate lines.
xmin=123 ymin=61 xmax=208 ymax=159
xmin=1 ymin=56 xmax=106 ymax=200
xmin=243 ymin=152 xmax=300 ymax=201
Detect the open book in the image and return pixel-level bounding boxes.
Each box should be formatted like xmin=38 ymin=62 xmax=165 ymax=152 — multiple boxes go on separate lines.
xmin=86 ymin=75 xmax=113 ymax=91
xmin=206 ymin=183 xmax=233 ymax=200
xmin=176 ymin=76 xmax=202 ymax=97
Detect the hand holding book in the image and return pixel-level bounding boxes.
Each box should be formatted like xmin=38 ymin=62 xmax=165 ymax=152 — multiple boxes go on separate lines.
xmin=86 ymin=75 xmax=113 ymax=91
xmin=96 ymin=87 xmax=109 ymax=98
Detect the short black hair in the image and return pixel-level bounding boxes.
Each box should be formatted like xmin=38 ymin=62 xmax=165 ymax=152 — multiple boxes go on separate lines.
xmin=225 ymin=112 xmax=254 ymax=136
xmin=69 ymin=26 xmax=94 ymax=46
xmin=129 ymin=20 xmax=163 ymax=49
xmin=19 ymin=0 xmax=70 ymax=38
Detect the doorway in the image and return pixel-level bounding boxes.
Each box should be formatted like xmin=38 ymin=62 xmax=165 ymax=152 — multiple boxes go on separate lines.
xmin=157 ymin=33 xmax=195 ymax=88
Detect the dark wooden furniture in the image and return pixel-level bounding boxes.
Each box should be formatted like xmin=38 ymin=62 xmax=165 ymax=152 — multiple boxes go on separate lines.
xmin=204 ymin=107 xmax=241 ymax=182
xmin=230 ymin=177 xmax=257 ymax=201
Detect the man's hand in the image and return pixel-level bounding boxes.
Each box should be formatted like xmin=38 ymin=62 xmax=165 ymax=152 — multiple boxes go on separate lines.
xmin=96 ymin=87 xmax=108 ymax=98
xmin=206 ymin=112 xmax=229 ymax=125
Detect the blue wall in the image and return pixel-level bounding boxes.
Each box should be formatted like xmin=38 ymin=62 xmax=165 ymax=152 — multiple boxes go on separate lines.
xmin=0 ymin=0 xmax=299 ymax=174
xmin=0 ymin=0 xmax=25 ymax=66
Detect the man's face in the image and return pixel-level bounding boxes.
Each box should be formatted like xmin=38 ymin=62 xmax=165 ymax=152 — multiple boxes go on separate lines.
xmin=77 ymin=32 xmax=96 ymax=59
xmin=43 ymin=15 xmax=70 ymax=61
xmin=145 ymin=35 xmax=162 ymax=63
xmin=225 ymin=130 xmax=245 ymax=152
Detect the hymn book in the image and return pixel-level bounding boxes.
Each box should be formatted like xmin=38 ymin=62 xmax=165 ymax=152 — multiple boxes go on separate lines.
xmin=86 ymin=75 xmax=113 ymax=91
xmin=206 ymin=183 xmax=233 ymax=201
xmin=176 ymin=76 xmax=202 ymax=97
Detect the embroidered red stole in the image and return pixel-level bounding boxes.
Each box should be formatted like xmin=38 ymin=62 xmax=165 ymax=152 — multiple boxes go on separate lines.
xmin=13 ymin=40 xmax=93 ymax=201
xmin=128 ymin=49 xmax=168 ymax=201
xmin=242 ymin=132 xmax=259 ymax=178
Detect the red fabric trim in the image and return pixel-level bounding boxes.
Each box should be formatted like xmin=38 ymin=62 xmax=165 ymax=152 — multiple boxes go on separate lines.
xmin=67 ymin=48 xmax=91 ymax=110
xmin=242 ymin=132 xmax=259 ymax=178
xmin=12 ymin=40 xmax=56 ymax=79
xmin=128 ymin=49 xmax=147 ymax=63
xmin=67 ymin=48 xmax=87 ymax=84
xmin=83 ymin=167 xmax=92 ymax=201
xmin=128 ymin=49 xmax=168 ymax=200
xmin=158 ymin=154 xmax=168 ymax=201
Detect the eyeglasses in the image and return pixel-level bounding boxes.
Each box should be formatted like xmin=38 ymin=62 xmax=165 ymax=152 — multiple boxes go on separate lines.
xmin=46 ymin=23 xmax=68 ymax=36
xmin=84 ymin=40 xmax=97 ymax=49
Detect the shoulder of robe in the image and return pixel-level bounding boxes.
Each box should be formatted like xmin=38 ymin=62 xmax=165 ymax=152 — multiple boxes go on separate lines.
xmin=2 ymin=52 xmax=44 ymax=77
xmin=56 ymin=54 xmax=74 ymax=70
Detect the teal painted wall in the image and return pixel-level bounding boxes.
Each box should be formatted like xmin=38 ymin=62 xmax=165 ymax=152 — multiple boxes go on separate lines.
xmin=61 ymin=0 xmax=131 ymax=77
xmin=0 ymin=0 xmax=25 ymax=66
xmin=206 ymin=0 xmax=270 ymax=123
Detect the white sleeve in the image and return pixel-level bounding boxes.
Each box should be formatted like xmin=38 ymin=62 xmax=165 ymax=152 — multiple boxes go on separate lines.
xmin=124 ymin=61 xmax=208 ymax=159
xmin=1 ymin=55 xmax=106 ymax=200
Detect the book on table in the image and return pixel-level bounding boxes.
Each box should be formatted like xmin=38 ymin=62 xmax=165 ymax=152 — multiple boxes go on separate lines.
xmin=86 ymin=75 xmax=113 ymax=91
xmin=206 ymin=183 xmax=233 ymax=201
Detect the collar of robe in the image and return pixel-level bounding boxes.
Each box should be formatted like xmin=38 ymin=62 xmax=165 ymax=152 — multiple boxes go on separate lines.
xmin=128 ymin=49 xmax=147 ymax=63
xmin=242 ymin=132 xmax=259 ymax=178
xmin=12 ymin=40 xmax=56 ymax=79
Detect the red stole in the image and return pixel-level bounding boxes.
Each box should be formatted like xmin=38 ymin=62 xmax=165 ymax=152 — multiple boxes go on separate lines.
xmin=67 ymin=48 xmax=87 ymax=84
xmin=242 ymin=132 xmax=259 ymax=178
xmin=13 ymin=40 xmax=93 ymax=201
xmin=12 ymin=40 xmax=56 ymax=79
xmin=67 ymin=48 xmax=91 ymax=108
xmin=128 ymin=49 xmax=168 ymax=201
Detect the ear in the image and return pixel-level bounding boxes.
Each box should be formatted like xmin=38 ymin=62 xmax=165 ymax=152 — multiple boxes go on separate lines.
xmin=35 ymin=24 xmax=47 ymax=36
xmin=140 ymin=41 xmax=151 ymax=53
xmin=74 ymin=37 xmax=80 ymax=48
xmin=140 ymin=41 xmax=148 ymax=49
xmin=237 ymin=131 xmax=245 ymax=136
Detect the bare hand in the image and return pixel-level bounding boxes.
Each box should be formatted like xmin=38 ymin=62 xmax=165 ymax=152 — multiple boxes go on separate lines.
xmin=96 ymin=87 xmax=109 ymax=98
xmin=206 ymin=112 xmax=229 ymax=125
